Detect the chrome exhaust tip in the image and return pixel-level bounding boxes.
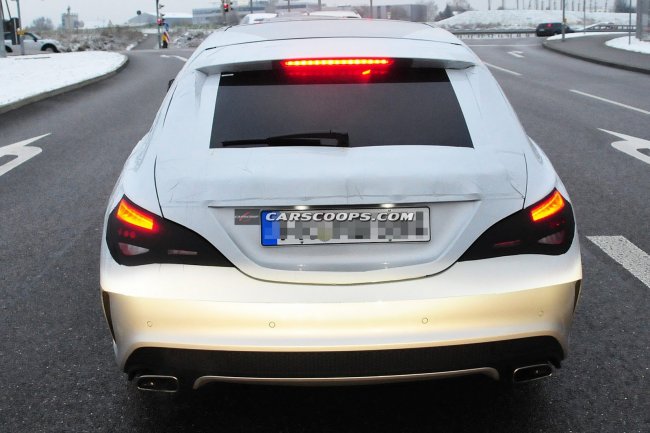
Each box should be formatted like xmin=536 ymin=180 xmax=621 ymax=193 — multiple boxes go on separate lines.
xmin=512 ymin=363 xmax=553 ymax=383
xmin=135 ymin=375 xmax=179 ymax=393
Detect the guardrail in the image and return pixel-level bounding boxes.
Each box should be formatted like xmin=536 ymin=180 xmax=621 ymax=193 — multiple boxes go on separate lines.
xmin=449 ymin=29 xmax=536 ymax=38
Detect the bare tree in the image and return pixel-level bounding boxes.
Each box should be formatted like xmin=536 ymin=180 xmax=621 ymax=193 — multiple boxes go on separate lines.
xmin=614 ymin=0 xmax=635 ymax=12
xmin=30 ymin=17 xmax=54 ymax=32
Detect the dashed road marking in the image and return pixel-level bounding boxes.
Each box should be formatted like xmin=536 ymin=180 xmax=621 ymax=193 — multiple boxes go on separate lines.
xmin=161 ymin=54 xmax=188 ymax=62
xmin=484 ymin=62 xmax=522 ymax=76
xmin=466 ymin=44 xmax=537 ymax=47
xmin=508 ymin=50 xmax=525 ymax=58
xmin=588 ymin=236 xmax=650 ymax=288
xmin=570 ymin=90 xmax=650 ymax=116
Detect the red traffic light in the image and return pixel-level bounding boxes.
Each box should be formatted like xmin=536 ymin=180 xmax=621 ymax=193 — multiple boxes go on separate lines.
xmin=223 ymin=3 xmax=230 ymax=12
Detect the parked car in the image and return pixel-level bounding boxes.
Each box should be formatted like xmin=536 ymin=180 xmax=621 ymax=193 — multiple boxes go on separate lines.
xmin=305 ymin=10 xmax=362 ymax=18
xmin=101 ymin=18 xmax=582 ymax=393
xmin=239 ymin=13 xmax=278 ymax=25
xmin=4 ymin=31 xmax=63 ymax=54
xmin=535 ymin=22 xmax=575 ymax=36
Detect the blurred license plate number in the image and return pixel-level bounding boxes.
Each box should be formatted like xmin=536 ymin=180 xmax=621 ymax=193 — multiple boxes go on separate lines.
xmin=261 ymin=208 xmax=430 ymax=246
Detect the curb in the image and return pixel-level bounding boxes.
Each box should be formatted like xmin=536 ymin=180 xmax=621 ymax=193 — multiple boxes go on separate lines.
xmin=542 ymin=40 xmax=650 ymax=76
xmin=0 ymin=54 xmax=130 ymax=115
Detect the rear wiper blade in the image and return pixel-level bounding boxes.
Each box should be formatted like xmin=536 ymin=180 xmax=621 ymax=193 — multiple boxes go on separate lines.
xmin=222 ymin=132 xmax=349 ymax=148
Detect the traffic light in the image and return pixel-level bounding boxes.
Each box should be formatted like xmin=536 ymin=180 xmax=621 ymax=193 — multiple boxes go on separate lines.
xmin=223 ymin=2 xmax=230 ymax=12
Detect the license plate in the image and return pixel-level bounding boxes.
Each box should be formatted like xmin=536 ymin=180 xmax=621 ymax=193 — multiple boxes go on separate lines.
xmin=260 ymin=208 xmax=430 ymax=246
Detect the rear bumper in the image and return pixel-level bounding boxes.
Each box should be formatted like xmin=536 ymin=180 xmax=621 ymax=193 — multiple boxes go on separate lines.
xmin=101 ymin=239 xmax=582 ymax=386
xmin=103 ymin=277 xmax=580 ymax=385
xmin=124 ymin=336 xmax=564 ymax=387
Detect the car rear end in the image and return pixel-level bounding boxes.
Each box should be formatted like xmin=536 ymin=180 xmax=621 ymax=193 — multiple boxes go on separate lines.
xmin=536 ymin=22 xmax=560 ymax=36
xmin=100 ymin=19 xmax=582 ymax=391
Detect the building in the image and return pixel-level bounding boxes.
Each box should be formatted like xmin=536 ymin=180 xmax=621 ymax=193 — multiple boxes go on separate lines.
xmin=192 ymin=8 xmax=223 ymax=25
xmin=61 ymin=7 xmax=81 ymax=30
xmin=127 ymin=12 xmax=157 ymax=26
xmin=368 ymin=4 xmax=428 ymax=21
xmin=162 ymin=13 xmax=194 ymax=26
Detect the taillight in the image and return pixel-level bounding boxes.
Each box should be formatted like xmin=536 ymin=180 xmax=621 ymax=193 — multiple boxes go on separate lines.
xmin=530 ymin=190 xmax=564 ymax=222
xmin=116 ymin=198 xmax=159 ymax=232
xmin=106 ymin=196 xmax=234 ymax=267
xmin=459 ymin=189 xmax=575 ymax=261
xmin=280 ymin=57 xmax=394 ymax=80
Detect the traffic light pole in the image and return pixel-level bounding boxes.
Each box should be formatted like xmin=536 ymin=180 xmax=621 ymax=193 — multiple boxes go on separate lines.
xmin=0 ymin=1 xmax=6 ymax=58
xmin=155 ymin=0 xmax=161 ymax=49
xmin=15 ymin=0 xmax=24 ymax=55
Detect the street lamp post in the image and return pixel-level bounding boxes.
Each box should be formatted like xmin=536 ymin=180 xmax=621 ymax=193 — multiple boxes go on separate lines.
xmin=12 ymin=0 xmax=24 ymax=55
xmin=562 ymin=0 xmax=566 ymax=42
xmin=628 ymin=0 xmax=632 ymax=44
xmin=0 ymin=0 xmax=6 ymax=58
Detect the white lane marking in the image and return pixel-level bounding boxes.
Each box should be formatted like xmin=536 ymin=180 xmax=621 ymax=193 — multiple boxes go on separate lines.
xmin=161 ymin=54 xmax=188 ymax=62
xmin=508 ymin=50 xmax=525 ymax=58
xmin=599 ymin=129 xmax=650 ymax=165
xmin=0 ymin=134 xmax=50 ymax=178
xmin=466 ymin=44 xmax=537 ymax=47
xmin=483 ymin=62 xmax=522 ymax=76
xmin=570 ymin=90 xmax=650 ymax=116
xmin=588 ymin=236 xmax=650 ymax=288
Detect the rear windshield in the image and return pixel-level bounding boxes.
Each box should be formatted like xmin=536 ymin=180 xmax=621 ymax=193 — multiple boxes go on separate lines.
xmin=210 ymin=67 xmax=473 ymax=149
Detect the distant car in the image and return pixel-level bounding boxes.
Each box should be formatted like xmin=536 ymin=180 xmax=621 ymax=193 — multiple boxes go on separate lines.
xmin=535 ymin=22 xmax=575 ymax=37
xmin=239 ymin=13 xmax=278 ymax=25
xmin=101 ymin=18 xmax=582 ymax=394
xmin=305 ymin=10 xmax=362 ymax=18
xmin=4 ymin=31 xmax=63 ymax=54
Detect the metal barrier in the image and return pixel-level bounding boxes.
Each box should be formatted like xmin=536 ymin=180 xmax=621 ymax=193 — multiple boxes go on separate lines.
xmin=449 ymin=29 xmax=536 ymax=39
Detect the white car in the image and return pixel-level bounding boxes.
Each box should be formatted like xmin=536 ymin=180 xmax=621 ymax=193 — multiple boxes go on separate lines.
xmin=101 ymin=18 xmax=582 ymax=393
xmin=4 ymin=31 xmax=63 ymax=54
xmin=239 ymin=13 xmax=278 ymax=25
xmin=305 ymin=10 xmax=362 ymax=18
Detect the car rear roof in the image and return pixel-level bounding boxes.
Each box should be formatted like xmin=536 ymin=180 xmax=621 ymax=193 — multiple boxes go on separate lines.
xmin=191 ymin=19 xmax=478 ymax=73
xmin=200 ymin=19 xmax=464 ymax=49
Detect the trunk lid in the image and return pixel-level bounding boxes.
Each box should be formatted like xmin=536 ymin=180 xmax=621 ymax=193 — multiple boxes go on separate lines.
xmin=156 ymin=145 xmax=525 ymax=284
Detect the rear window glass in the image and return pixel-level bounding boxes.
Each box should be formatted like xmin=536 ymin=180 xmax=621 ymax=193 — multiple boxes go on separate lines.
xmin=210 ymin=67 xmax=473 ymax=149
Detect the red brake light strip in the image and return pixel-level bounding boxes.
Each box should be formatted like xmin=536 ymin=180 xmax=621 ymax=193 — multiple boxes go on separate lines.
xmin=282 ymin=58 xmax=393 ymax=68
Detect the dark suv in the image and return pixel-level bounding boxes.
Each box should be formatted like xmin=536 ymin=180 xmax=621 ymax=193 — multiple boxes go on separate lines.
xmin=536 ymin=22 xmax=574 ymax=36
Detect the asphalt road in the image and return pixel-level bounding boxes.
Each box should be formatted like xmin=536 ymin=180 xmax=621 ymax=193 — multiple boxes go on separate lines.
xmin=0 ymin=40 xmax=648 ymax=432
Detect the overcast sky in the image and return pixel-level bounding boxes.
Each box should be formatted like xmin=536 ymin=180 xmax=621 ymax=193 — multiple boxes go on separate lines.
xmin=5 ymin=1 xmax=215 ymax=26
xmin=6 ymin=0 xmax=485 ymax=27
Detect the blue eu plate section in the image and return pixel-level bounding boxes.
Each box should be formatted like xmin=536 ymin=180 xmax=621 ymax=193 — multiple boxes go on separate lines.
xmin=261 ymin=211 xmax=280 ymax=246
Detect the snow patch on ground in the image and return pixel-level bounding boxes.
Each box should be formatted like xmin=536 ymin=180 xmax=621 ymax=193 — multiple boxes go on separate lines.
xmin=606 ymin=37 xmax=650 ymax=54
xmin=546 ymin=32 xmax=650 ymax=55
xmin=435 ymin=10 xmax=637 ymax=30
xmin=0 ymin=52 xmax=127 ymax=107
xmin=547 ymin=32 xmax=628 ymax=40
